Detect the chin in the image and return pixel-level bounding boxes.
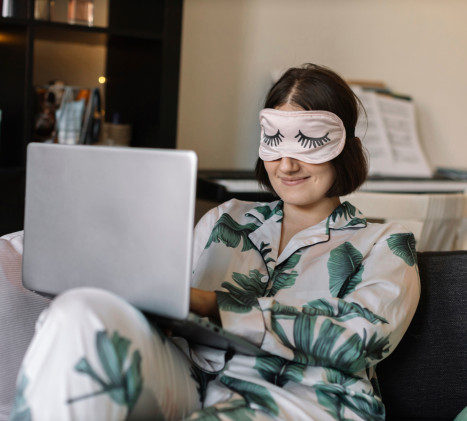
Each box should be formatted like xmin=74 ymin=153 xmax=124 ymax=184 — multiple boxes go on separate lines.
xmin=280 ymin=194 xmax=319 ymax=207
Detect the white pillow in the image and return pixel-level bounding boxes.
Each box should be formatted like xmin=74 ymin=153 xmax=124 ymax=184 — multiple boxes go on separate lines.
xmin=0 ymin=231 xmax=50 ymax=420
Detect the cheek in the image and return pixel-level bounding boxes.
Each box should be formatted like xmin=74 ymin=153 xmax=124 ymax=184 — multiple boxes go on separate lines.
xmin=307 ymin=162 xmax=335 ymax=179
xmin=263 ymin=162 xmax=277 ymax=178
xmin=319 ymin=162 xmax=336 ymax=177
xmin=323 ymin=166 xmax=337 ymax=192
xmin=312 ymin=164 xmax=337 ymax=191
xmin=324 ymin=166 xmax=337 ymax=184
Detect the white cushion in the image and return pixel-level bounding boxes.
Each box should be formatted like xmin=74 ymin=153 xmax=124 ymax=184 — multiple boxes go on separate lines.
xmin=0 ymin=231 xmax=50 ymax=420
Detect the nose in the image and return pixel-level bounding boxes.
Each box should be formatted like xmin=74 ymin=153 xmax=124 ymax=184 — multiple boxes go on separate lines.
xmin=278 ymin=157 xmax=299 ymax=172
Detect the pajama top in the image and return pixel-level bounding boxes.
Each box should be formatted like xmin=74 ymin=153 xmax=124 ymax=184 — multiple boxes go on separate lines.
xmin=189 ymin=199 xmax=420 ymax=420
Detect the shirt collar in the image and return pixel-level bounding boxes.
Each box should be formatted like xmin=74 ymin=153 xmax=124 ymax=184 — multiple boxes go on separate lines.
xmin=245 ymin=200 xmax=284 ymax=225
xmin=325 ymin=201 xmax=367 ymax=232
xmin=247 ymin=200 xmax=367 ymax=265
xmin=246 ymin=200 xmax=367 ymax=230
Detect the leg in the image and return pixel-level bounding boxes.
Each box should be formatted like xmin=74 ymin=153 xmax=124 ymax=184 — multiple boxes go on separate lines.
xmin=9 ymin=287 xmax=202 ymax=421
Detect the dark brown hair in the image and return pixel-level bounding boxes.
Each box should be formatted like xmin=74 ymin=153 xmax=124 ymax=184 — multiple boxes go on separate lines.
xmin=255 ymin=63 xmax=368 ymax=197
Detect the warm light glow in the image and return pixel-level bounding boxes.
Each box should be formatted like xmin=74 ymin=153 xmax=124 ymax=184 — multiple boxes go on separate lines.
xmin=0 ymin=31 xmax=22 ymax=45
xmin=98 ymin=76 xmax=106 ymax=84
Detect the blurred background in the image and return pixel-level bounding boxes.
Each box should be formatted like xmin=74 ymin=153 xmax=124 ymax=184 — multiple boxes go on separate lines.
xmin=177 ymin=0 xmax=467 ymax=171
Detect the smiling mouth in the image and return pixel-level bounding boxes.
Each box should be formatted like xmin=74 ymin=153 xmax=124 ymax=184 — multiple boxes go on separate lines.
xmin=280 ymin=177 xmax=309 ymax=186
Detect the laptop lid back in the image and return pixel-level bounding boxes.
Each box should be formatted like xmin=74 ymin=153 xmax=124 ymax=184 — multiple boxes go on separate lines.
xmin=23 ymin=143 xmax=197 ymax=320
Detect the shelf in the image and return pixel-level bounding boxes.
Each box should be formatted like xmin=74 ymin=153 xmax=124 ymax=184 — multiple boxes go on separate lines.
xmin=1 ymin=19 xmax=165 ymax=45
xmin=33 ymin=19 xmax=108 ymax=32
xmin=0 ymin=0 xmax=183 ymax=167
xmin=32 ymin=20 xmax=165 ymax=43
xmin=33 ymin=21 xmax=108 ymax=45
xmin=0 ymin=16 xmax=29 ymax=27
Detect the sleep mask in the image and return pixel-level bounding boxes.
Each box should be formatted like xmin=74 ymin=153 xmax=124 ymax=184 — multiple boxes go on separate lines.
xmin=258 ymin=108 xmax=346 ymax=164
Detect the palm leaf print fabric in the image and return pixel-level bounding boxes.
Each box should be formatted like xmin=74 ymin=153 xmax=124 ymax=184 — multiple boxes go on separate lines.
xmin=9 ymin=372 xmax=32 ymax=421
xmin=217 ymin=269 xmax=266 ymax=312
xmin=387 ymin=232 xmax=417 ymax=266
xmin=205 ymin=214 xmax=259 ymax=252
xmin=326 ymin=202 xmax=366 ymax=232
xmin=220 ymin=376 xmax=279 ymax=417
xmin=313 ymin=368 xmax=386 ymax=420
xmin=68 ymin=330 xmax=143 ymax=414
xmin=328 ymin=242 xmax=364 ymax=298
xmin=267 ymin=253 xmax=301 ymax=296
xmin=269 ymin=302 xmax=390 ymax=371
xmin=255 ymin=356 xmax=306 ymax=387
xmin=187 ymin=398 xmax=256 ymax=420
xmin=191 ymin=199 xmax=420 ymax=420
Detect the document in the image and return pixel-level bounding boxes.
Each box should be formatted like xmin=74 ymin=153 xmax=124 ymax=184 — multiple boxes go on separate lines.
xmin=353 ymin=87 xmax=432 ymax=177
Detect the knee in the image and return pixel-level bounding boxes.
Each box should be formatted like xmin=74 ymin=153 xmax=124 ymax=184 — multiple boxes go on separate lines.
xmin=52 ymin=287 xmax=126 ymax=313
xmin=43 ymin=287 xmax=141 ymax=330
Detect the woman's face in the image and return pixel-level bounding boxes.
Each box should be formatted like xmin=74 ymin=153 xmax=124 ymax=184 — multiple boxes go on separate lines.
xmin=264 ymin=103 xmax=337 ymax=211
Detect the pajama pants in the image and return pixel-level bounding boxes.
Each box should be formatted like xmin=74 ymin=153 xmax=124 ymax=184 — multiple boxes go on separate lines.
xmin=9 ymin=288 xmax=273 ymax=421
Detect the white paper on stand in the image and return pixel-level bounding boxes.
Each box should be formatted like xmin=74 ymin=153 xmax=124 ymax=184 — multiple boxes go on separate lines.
xmin=353 ymin=87 xmax=432 ymax=178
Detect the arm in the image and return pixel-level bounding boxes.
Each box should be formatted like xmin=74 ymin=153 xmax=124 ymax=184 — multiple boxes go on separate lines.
xmin=189 ymin=206 xmax=223 ymax=319
xmin=190 ymin=288 xmax=219 ymax=319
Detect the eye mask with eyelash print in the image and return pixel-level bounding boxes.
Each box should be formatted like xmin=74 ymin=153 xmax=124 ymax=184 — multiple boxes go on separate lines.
xmin=258 ymin=108 xmax=346 ymax=164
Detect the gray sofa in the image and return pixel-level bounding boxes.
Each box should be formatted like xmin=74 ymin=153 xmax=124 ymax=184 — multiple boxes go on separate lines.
xmin=1 ymin=232 xmax=466 ymax=420
xmin=377 ymin=250 xmax=467 ymax=420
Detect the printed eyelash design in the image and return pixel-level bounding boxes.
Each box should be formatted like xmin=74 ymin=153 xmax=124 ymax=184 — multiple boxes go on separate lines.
xmin=263 ymin=129 xmax=284 ymax=146
xmin=295 ymin=131 xmax=331 ymax=148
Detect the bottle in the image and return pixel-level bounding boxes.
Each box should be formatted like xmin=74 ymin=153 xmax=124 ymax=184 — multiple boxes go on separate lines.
xmin=34 ymin=0 xmax=50 ymax=20
xmin=68 ymin=0 xmax=93 ymax=26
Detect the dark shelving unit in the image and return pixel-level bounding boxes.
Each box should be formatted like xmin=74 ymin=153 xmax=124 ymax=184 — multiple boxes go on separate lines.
xmin=0 ymin=0 xmax=183 ymax=234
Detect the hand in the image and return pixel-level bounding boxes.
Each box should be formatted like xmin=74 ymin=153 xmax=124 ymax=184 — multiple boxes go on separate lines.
xmin=190 ymin=288 xmax=220 ymax=320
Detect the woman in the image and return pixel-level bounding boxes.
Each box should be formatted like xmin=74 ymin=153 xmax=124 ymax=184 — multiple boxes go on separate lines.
xmin=10 ymin=64 xmax=420 ymax=421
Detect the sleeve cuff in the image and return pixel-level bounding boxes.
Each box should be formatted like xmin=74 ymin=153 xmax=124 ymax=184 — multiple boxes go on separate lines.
xmin=216 ymin=291 xmax=266 ymax=347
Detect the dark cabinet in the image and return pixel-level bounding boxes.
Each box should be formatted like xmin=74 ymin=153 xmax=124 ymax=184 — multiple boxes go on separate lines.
xmin=0 ymin=0 xmax=183 ymax=166
xmin=0 ymin=0 xmax=183 ymax=234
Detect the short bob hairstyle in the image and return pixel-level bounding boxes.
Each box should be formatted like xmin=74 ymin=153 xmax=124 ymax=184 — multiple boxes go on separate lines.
xmin=255 ymin=63 xmax=368 ymax=197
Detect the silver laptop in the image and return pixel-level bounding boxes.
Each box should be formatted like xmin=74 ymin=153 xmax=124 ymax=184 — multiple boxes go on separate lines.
xmin=23 ymin=143 xmax=265 ymax=356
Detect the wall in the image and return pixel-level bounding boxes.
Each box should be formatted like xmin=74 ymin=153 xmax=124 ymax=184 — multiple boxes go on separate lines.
xmin=177 ymin=0 xmax=467 ymax=171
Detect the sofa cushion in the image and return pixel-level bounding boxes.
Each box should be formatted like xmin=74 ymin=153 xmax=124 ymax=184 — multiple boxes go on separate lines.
xmin=378 ymin=251 xmax=467 ymax=420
